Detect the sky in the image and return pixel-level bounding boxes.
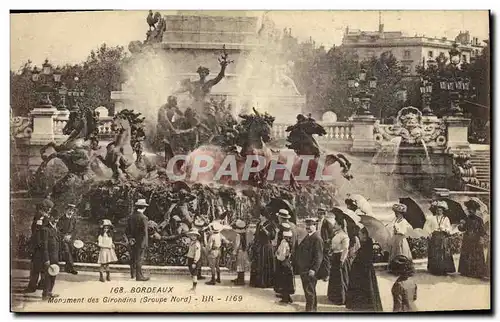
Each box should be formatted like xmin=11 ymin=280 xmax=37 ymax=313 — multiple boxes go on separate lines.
xmin=10 ymin=10 xmax=490 ymax=71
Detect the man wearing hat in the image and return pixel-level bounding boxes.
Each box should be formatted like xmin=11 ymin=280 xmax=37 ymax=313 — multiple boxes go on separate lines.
xmin=41 ymin=213 xmax=60 ymax=300
xmin=57 ymin=204 xmax=79 ymax=275
xmin=23 ymin=199 xmax=54 ymax=293
xmin=205 ymin=222 xmax=227 ymax=285
xmin=276 ymin=209 xmax=298 ymax=260
xmin=125 ymin=199 xmax=150 ymax=281
xmin=295 ymin=217 xmax=323 ymax=312
xmin=316 ymin=205 xmax=327 ymax=236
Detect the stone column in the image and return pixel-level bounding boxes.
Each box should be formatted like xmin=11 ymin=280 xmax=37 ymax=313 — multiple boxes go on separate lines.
xmin=444 ymin=116 xmax=471 ymax=152
xmin=350 ymin=115 xmax=377 ymax=153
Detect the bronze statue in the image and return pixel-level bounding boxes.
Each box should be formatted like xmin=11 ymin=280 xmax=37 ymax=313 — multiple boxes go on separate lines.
xmin=173 ymin=45 xmax=233 ymax=114
xmin=145 ymin=11 xmax=166 ymax=44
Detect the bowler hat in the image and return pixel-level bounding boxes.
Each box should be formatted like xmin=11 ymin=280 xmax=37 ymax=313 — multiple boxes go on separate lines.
xmin=48 ymin=264 xmax=60 ymax=277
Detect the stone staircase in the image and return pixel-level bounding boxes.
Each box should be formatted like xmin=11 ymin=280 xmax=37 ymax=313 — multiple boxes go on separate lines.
xmin=470 ymin=149 xmax=490 ymax=188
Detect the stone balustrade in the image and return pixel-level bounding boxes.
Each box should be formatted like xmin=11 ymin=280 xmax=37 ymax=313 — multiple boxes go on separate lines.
xmin=272 ymin=122 xmax=353 ymax=141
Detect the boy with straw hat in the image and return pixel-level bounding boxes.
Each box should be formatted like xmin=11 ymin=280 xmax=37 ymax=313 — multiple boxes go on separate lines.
xmin=186 ymin=228 xmax=202 ymax=291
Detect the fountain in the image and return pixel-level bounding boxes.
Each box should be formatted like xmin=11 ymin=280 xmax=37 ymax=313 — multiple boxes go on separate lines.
xmin=372 ymin=106 xmax=449 ymax=195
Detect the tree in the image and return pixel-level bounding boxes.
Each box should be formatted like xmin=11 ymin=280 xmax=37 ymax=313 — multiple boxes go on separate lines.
xmin=10 ymin=43 xmax=127 ymax=116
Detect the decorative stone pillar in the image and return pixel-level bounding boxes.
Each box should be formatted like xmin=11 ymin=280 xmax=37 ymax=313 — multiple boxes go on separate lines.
xmin=29 ymin=105 xmax=58 ymax=145
xmin=350 ymin=115 xmax=377 ymax=153
xmin=444 ymin=116 xmax=471 ymax=152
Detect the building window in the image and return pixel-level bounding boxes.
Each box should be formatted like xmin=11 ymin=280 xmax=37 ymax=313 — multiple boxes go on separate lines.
xmin=428 ymin=50 xmax=434 ymax=58
xmin=462 ymin=54 xmax=467 ymax=63
xmin=404 ymin=50 xmax=411 ymax=59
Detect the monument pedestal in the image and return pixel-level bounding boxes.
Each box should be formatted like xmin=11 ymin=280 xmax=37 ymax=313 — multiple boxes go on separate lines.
xmin=29 ymin=106 xmax=58 ymax=145
xmin=350 ymin=115 xmax=377 ymax=154
xmin=445 ymin=116 xmax=471 ymax=153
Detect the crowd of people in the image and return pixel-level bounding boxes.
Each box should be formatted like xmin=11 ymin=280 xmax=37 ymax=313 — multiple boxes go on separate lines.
xmin=22 ymin=191 xmax=490 ymax=312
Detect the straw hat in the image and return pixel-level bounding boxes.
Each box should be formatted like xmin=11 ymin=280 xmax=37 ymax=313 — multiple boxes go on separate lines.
xmin=304 ymin=217 xmax=318 ymax=225
xmin=67 ymin=204 xmax=76 ymax=208
xmin=193 ymin=218 xmax=206 ymax=228
xmin=186 ymin=228 xmax=200 ymax=237
xmin=73 ymin=240 xmax=84 ymax=249
xmin=100 ymin=219 xmax=113 ymax=227
xmin=135 ymin=199 xmax=149 ymax=207
xmin=210 ymin=222 xmax=223 ymax=233
xmin=392 ymin=203 xmax=407 ymax=213
xmin=281 ymin=222 xmax=292 ymax=231
xmin=277 ymin=209 xmax=291 ymax=219
xmin=47 ymin=264 xmax=60 ymax=277
xmin=232 ymin=219 xmax=247 ymax=233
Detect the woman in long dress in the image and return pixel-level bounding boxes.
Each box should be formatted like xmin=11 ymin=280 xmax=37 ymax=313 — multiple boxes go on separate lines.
xmin=387 ymin=203 xmax=413 ymax=272
xmin=327 ymin=209 xmax=350 ymax=305
xmin=346 ymin=227 xmax=383 ymax=312
xmin=458 ymin=199 xmax=487 ymax=279
xmin=423 ymin=200 xmax=456 ymax=275
xmin=249 ymin=214 xmax=276 ymax=288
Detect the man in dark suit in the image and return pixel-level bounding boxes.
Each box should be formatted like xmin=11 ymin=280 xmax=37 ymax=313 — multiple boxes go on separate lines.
xmin=41 ymin=214 xmax=60 ymax=300
xmin=295 ymin=217 xmax=323 ymax=312
xmin=125 ymin=199 xmax=150 ymax=281
xmin=57 ymin=204 xmax=78 ymax=275
xmin=23 ymin=199 xmax=54 ymax=293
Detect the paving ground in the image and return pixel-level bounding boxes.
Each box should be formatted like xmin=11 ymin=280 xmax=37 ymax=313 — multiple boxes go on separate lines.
xmin=11 ymin=268 xmax=490 ymax=313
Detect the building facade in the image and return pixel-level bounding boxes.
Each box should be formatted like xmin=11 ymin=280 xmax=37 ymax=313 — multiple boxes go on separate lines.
xmin=342 ymin=24 xmax=485 ymax=75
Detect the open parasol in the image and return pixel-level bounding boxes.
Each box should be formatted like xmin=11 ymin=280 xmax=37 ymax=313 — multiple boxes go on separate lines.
xmin=399 ymin=197 xmax=426 ymax=229
xmin=331 ymin=207 xmax=359 ymax=237
xmin=442 ymin=198 xmax=468 ymax=225
xmin=347 ymin=194 xmax=373 ymax=214
xmin=359 ymin=215 xmax=392 ymax=251
xmin=465 ymin=197 xmax=490 ymax=224
xmin=266 ymin=198 xmax=296 ymax=224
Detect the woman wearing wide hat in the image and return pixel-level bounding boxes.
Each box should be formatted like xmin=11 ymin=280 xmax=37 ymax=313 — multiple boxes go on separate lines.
xmin=458 ymin=199 xmax=488 ymax=278
xmin=327 ymin=208 xmax=351 ymax=305
xmin=250 ymin=211 xmax=277 ymax=288
xmin=345 ymin=227 xmax=383 ymax=312
xmin=424 ymin=201 xmax=456 ymax=276
xmin=231 ymin=219 xmax=250 ymax=286
xmin=390 ymin=255 xmax=418 ymax=312
xmin=387 ymin=203 xmax=413 ymax=272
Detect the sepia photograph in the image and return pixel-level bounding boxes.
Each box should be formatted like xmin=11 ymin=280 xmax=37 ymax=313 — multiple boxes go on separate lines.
xmin=9 ymin=9 xmax=491 ymax=313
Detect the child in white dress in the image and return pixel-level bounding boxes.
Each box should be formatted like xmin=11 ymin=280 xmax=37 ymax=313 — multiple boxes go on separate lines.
xmin=97 ymin=219 xmax=118 ymax=282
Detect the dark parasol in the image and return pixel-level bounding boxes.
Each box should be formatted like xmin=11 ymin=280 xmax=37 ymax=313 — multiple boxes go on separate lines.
xmin=441 ymin=198 xmax=468 ymax=225
xmin=266 ymin=198 xmax=296 ymax=224
xmin=399 ymin=197 xmax=426 ymax=229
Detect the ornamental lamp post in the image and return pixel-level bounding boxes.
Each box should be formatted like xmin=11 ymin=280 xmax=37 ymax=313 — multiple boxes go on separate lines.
xmin=420 ymin=77 xmax=434 ymax=116
xmin=31 ymin=59 xmax=61 ymax=107
xmin=347 ymin=67 xmax=376 ymax=117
